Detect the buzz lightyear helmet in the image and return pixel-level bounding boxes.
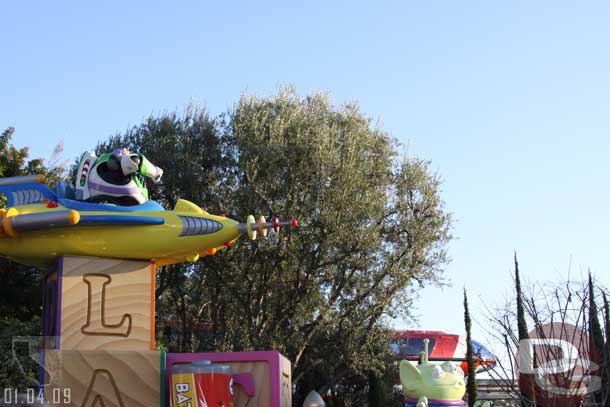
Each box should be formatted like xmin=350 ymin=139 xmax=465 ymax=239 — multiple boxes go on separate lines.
xmin=87 ymin=148 xmax=147 ymax=206
xmin=108 ymin=148 xmax=141 ymax=177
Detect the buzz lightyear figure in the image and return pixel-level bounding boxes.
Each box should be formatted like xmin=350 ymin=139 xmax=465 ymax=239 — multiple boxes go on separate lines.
xmin=75 ymin=148 xmax=163 ymax=206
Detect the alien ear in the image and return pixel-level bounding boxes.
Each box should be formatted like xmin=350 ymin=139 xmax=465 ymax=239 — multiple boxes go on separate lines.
xmin=399 ymin=360 xmax=422 ymax=386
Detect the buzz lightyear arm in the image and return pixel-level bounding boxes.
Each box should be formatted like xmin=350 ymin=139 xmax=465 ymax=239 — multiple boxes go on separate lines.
xmin=138 ymin=154 xmax=163 ymax=183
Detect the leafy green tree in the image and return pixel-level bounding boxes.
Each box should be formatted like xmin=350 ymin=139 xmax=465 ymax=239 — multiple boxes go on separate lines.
xmin=0 ymin=128 xmax=46 ymax=179
xmin=0 ymin=127 xmax=64 ymax=391
xmin=0 ymin=127 xmax=47 ymax=322
xmin=224 ymin=87 xmax=451 ymax=404
xmin=464 ymin=288 xmax=477 ymax=406
xmin=0 ymin=128 xmax=65 ymax=321
xmin=0 ymin=317 xmax=42 ymax=391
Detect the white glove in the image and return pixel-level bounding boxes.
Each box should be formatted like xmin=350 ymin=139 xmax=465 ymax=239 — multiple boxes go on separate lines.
xmin=154 ymin=167 xmax=164 ymax=184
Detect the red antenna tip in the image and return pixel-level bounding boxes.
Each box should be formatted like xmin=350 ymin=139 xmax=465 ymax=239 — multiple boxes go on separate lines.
xmin=273 ymin=217 xmax=280 ymax=233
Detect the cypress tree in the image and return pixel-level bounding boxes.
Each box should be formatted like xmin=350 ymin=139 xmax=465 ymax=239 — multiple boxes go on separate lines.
xmin=515 ymin=254 xmax=529 ymax=341
xmin=588 ymin=272 xmax=604 ymax=405
xmin=600 ymin=289 xmax=610 ymax=406
xmin=367 ymin=370 xmax=385 ymax=407
xmin=464 ymin=288 xmax=477 ymax=406
xmin=589 ymin=273 xmax=605 ymax=352
xmin=514 ymin=254 xmax=533 ymax=407
xmin=602 ymin=290 xmax=610 ymax=353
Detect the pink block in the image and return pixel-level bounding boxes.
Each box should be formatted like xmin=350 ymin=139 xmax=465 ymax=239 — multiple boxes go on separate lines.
xmin=166 ymin=351 xmax=291 ymax=407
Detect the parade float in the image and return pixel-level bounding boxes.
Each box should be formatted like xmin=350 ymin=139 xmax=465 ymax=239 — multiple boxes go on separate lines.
xmin=0 ymin=173 xmax=296 ymax=407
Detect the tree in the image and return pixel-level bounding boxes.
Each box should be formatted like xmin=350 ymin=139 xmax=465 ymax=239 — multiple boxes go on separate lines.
xmin=0 ymin=127 xmax=50 ymax=321
xmin=589 ymin=272 xmax=605 ymax=353
xmin=513 ymin=253 xmax=534 ymax=407
xmin=92 ymin=86 xmax=454 ymax=404
xmin=367 ymin=370 xmax=385 ymax=407
xmin=221 ymin=87 xmax=452 ymax=405
xmin=602 ymin=290 xmax=610 ymax=407
xmin=602 ymin=290 xmax=610 ymax=343
xmin=588 ymin=272 xmax=605 ymax=405
xmin=514 ymin=254 xmax=528 ymax=343
xmin=464 ymin=288 xmax=477 ymax=406
xmin=0 ymin=127 xmax=65 ymax=391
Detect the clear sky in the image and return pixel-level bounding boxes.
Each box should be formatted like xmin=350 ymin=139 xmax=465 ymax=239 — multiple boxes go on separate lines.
xmin=2 ymin=1 xmax=609 ymax=353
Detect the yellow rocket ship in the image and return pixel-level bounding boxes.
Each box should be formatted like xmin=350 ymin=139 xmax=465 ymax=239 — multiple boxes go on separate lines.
xmin=0 ymin=175 xmax=297 ymax=267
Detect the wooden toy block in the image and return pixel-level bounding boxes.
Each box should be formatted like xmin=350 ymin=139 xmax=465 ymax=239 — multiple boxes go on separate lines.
xmin=166 ymin=351 xmax=292 ymax=407
xmin=43 ymin=350 xmax=163 ymax=407
xmin=43 ymin=255 xmax=156 ymax=350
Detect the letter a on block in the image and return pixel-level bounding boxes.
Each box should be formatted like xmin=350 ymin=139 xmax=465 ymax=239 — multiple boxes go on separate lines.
xmin=81 ymin=369 xmax=125 ymax=407
xmin=81 ymin=273 xmax=132 ymax=337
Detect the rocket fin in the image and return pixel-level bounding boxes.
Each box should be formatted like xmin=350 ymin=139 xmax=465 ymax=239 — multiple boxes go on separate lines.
xmin=174 ymin=199 xmax=203 ymax=214
xmin=0 ymin=177 xmax=56 ymax=207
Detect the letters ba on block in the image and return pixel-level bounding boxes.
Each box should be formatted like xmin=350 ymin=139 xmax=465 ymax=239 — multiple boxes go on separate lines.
xmin=167 ymin=351 xmax=292 ymax=407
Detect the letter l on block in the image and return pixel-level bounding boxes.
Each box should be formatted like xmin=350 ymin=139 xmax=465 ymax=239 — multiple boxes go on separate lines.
xmin=81 ymin=273 xmax=132 ymax=337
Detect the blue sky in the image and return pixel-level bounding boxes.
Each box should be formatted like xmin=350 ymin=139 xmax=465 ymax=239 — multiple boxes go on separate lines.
xmin=2 ymin=1 xmax=609 ymax=350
